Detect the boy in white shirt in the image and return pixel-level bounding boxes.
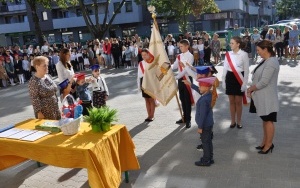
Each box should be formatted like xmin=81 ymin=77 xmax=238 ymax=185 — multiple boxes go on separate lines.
xmin=167 ymin=41 xmax=175 ymax=64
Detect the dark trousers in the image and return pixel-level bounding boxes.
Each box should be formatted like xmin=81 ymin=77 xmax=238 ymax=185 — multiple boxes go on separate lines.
xmin=201 ymin=127 xmax=213 ymax=162
xmin=178 ymin=77 xmax=192 ymax=123
xmin=275 ymin=42 xmax=284 ymax=57
xmin=113 ymin=54 xmax=120 ymax=68
xmin=81 ymin=100 xmax=92 ymax=116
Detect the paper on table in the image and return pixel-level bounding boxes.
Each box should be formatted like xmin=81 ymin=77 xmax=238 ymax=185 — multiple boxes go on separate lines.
xmin=21 ymin=131 xmax=50 ymax=142
xmin=7 ymin=130 xmax=38 ymax=139
xmin=0 ymin=124 xmax=15 ymax=133
xmin=0 ymin=128 xmax=24 ymax=138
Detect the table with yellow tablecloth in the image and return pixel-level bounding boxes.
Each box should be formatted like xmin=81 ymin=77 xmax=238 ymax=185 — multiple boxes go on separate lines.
xmin=0 ymin=119 xmax=140 ymax=188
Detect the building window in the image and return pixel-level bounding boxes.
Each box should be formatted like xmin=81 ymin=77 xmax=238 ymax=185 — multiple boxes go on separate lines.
xmin=125 ymin=1 xmax=133 ymax=12
xmin=98 ymin=4 xmax=106 ymax=14
xmin=122 ymin=27 xmax=136 ymax=37
xmin=42 ymin=11 xmax=48 ymax=21
xmin=114 ymin=2 xmax=121 ymax=13
xmin=76 ymin=9 xmax=82 ymax=16
xmin=159 ymin=24 xmax=168 ymax=35
xmin=15 ymin=0 xmax=22 ymax=5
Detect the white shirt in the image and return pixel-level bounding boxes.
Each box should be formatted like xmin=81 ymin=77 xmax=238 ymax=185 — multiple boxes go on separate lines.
xmin=198 ymin=44 xmax=204 ymax=51
xmin=56 ymin=61 xmax=75 ymax=82
xmin=167 ymin=45 xmax=175 ymax=55
xmin=222 ymin=49 xmax=249 ymax=86
xmin=137 ymin=60 xmax=148 ymax=90
xmin=172 ymin=51 xmax=194 ymax=80
xmin=89 ymin=76 xmax=109 ymax=95
xmin=41 ymin=45 xmax=49 ymax=53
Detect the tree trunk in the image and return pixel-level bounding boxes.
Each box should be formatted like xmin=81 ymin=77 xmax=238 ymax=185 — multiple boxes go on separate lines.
xmin=27 ymin=0 xmax=44 ymax=46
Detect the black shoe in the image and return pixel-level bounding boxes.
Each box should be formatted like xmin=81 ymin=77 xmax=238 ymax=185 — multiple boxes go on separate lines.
xmin=195 ymin=160 xmax=211 ymax=166
xmin=145 ymin=118 xmax=154 ymax=122
xmin=176 ymin=119 xmax=184 ymax=124
xmin=237 ymin=124 xmax=243 ymax=129
xmin=255 ymin=145 xmax=264 ymax=150
xmin=196 ymin=144 xmax=203 ymax=151
xmin=230 ymin=123 xmax=236 ymax=128
xmin=258 ymin=144 xmax=274 ymax=154
xmin=210 ymin=159 xmax=215 ymax=164
xmin=185 ymin=122 xmax=191 ymax=128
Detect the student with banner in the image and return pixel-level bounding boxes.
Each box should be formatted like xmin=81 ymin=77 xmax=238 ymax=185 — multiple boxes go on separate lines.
xmin=222 ymin=36 xmax=249 ymax=129
xmin=137 ymin=49 xmax=156 ymax=122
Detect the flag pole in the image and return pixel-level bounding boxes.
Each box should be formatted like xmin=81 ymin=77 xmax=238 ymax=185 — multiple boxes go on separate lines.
xmin=148 ymin=5 xmax=184 ymax=122
xmin=175 ymin=93 xmax=184 ymax=123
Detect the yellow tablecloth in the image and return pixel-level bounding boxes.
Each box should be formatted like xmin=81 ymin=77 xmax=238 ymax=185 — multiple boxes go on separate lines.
xmin=0 ymin=119 xmax=140 ymax=188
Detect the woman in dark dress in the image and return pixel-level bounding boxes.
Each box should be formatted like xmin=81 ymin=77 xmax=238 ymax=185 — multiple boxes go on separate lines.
xmin=283 ymin=26 xmax=290 ymax=58
xmin=203 ymin=33 xmax=211 ymax=64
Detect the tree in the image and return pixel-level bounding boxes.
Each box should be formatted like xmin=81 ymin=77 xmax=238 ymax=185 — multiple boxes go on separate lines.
xmin=1 ymin=0 xmax=77 ymax=46
xmin=276 ymin=0 xmax=300 ymax=20
xmin=77 ymin=0 xmax=128 ymax=39
xmin=145 ymin=0 xmax=220 ymax=33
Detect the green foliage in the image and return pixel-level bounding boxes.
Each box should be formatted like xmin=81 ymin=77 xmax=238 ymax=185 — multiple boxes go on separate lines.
xmin=276 ymin=0 xmax=300 ymax=19
xmin=146 ymin=0 xmax=219 ymax=32
xmin=84 ymin=106 xmax=118 ymax=132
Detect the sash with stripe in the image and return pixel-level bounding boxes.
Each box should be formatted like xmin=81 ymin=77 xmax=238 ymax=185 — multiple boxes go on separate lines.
xmin=139 ymin=61 xmax=144 ymax=74
xmin=225 ymin=52 xmax=249 ymax=104
xmin=177 ymin=55 xmax=194 ymax=105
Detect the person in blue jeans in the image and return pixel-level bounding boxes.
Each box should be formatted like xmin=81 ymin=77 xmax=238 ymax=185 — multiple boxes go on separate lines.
xmin=194 ymin=77 xmax=215 ymax=166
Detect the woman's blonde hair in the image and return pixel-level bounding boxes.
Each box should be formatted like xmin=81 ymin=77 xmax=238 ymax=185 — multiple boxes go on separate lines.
xmin=33 ymin=56 xmax=49 ymax=68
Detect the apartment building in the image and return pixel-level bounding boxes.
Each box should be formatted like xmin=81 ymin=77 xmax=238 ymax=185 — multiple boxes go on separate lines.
xmin=0 ymin=0 xmax=152 ymax=46
xmin=0 ymin=0 xmax=275 ymax=46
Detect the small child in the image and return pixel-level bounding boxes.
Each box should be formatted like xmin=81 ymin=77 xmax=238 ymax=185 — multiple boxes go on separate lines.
xmin=192 ymin=40 xmax=199 ymax=66
xmin=75 ymin=73 xmax=92 ymax=115
xmin=0 ymin=56 xmax=9 ymax=87
xmin=14 ymin=54 xmax=24 ymax=84
xmin=59 ymin=79 xmax=75 ymax=107
xmin=194 ymin=77 xmax=215 ymax=166
xmin=167 ymin=41 xmax=175 ymax=64
xmin=124 ymin=46 xmax=132 ymax=69
xmin=77 ymin=50 xmax=84 ymax=71
xmin=89 ymin=64 xmax=109 ymax=108
xmin=22 ymin=55 xmax=30 ymax=81
xmin=82 ymin=49 xmax=90 ymax=70
xmin=198 ymin=39 xmax=205 ymax=66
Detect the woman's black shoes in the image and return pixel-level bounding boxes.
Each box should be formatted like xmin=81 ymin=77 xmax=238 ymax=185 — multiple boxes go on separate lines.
xmin=230 ymin=123 xmax=242 ymax=129
xmin=145 ymin=118 xmax=154 ymax=122
xmin=237 ymin=124 xmax=243 ymax=129
xmin=255 ymin=145 xmax=265 ymax=150
xmin=230 ymin=123 xmax=236 ymax=128
xmin=258 ymin=144 xmax=274 ymax=154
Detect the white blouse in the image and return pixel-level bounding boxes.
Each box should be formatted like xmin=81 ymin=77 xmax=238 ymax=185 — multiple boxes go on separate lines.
xmin=222 ymin=49 xmax=249 ymax=86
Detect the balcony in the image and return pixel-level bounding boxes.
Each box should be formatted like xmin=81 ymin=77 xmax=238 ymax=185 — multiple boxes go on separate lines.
xmin=249 ymin=5 xmax=259 ymax=15
xmin=53 ymin=12 xmax=142 ymax=29
xmin=215 ymin=0 xmax=244 ymax=11
xmin=0 ymin=22 xmax=30 ymax=34
xmin=8 ymin=4 xmax=26 ymax=11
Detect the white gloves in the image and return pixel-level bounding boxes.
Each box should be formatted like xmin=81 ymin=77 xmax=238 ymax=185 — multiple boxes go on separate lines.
xmin=241 ymin=84 xmax=247 ymax=92
xmin=222 ymin=81 xmax=226 ymax=89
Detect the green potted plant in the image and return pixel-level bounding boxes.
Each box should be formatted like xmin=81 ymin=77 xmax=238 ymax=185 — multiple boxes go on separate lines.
xmin=84 ymin=106 xmax=118 ymax=132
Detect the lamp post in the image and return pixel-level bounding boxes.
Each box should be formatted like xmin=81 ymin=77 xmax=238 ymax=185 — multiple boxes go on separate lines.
xmin=272 ymin=3 xmax=275 ymax=24
xmin=258 ymin=1 xmax=262 ymax=27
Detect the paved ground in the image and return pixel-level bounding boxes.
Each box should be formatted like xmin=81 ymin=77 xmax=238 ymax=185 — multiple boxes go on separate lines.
xmin=0 ymin=58 xmax=300 ymax=188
